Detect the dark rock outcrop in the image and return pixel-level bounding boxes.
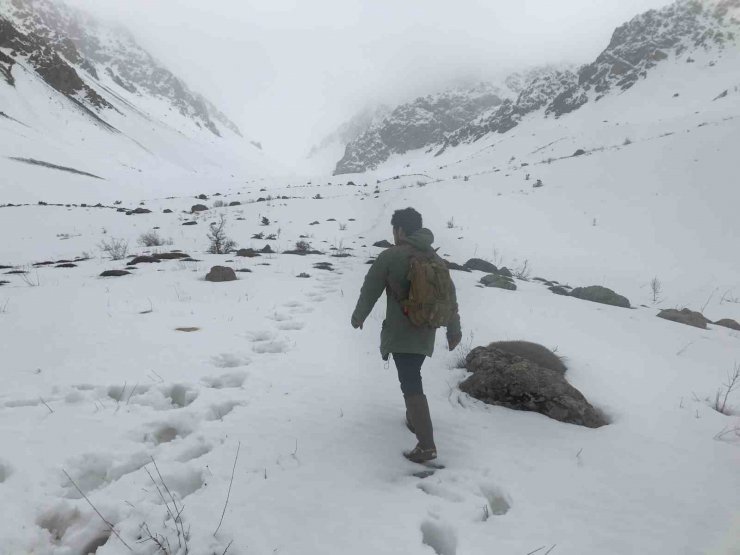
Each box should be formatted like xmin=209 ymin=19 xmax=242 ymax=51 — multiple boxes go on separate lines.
xmin=129 ymin=256 xmax=160 ymax=264
xmin=460 ymin=345 xmax=606 ymax=428
xmin=658 ymin=308 xmax=710 ymax=329
xmin=714 ymin=318 xmax=740 ymax=331
xmin=487 ymin=340 xmax=568 ymax=374
xmin=463 ymin=258 xmax=498 ymax=273
xmin=373 ymin=240 xmax=393 ymax=248
xmin=480 ymin=274 xmax=517 ymax=291
xmin=569 ymin=286 xmax=631 ymax=308
xmin=100 ymin=270 xmax=130 ymax=277
xmin=205 ymin=266 xmax=237 ymax=282
xmin=236 ymin=248 xmax=260 ymax=258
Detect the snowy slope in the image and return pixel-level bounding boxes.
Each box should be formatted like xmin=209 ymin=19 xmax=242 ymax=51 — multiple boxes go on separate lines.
xmin=0 ymin=0 xmax=739 ymax=553
xmin=0 ymin=172 xmax=738 ymax=554
xmin=0 ymin=0 xmax=275 ymax=202
xmin=336 ymin=0 xmax=740 ymax=174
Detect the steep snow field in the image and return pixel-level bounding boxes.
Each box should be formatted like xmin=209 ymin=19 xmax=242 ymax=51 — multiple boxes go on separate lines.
xmin=1 ymin=30 xmax=739 ymax=555
xmin=0 ymin=53 xmax=276 ymax=204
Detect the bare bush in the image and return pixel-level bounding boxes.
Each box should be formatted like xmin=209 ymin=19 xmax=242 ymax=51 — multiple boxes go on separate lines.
xmin=623 ymin=137 xmax=633 ymax=146
xmin=138 ymin=230 xmax=169 ymax=247
xmin=339 ymin=223 xmax=348 ymax=231
xmin=207 ymin=215 xmax=237 ymax=254
xmin=295 ymin=240 xmax=311 ymax=253
xmin=713 ymin=363 xmax=740 ymax=415
xmin=514 ymin=259 xmax=531 ymax=280
xmin=260 ymin=216 xmax=270 ymax=226
xmin=447 ymin=217 xmax=455 ymax=229
xmin=650 ymin=277 xmax=663 ymax=304
xmin=213 ymin=200 xmax=225 ymax=208
xmin=19 ymin=267 xmax=41 ymax=287
xmin=99 ymin=237 xmax=129 ymax=260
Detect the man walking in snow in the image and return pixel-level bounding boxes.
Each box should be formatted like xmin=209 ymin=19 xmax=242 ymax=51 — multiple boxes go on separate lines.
xmin=352 ymin=207 xmax=462 ymax=463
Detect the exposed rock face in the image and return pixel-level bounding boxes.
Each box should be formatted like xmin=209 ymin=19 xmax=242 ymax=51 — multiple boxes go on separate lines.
xmin=236 ymin=248 xmax=260 ymax=258
xmin=569 ymin=286 xmax=631 ymax=308
xmin=480 ymin=274 xmax=517 ymax=291
xmin=191 ymin=204 xmax=208 ymax=213
xmin=463 ymin=258 xmax=498 ymax=273
xmin=0 ymin=0 xmax=241 ymax=135
xmin=460 ymin=345 xmax=607 ymax=428
xmin=100 ymin=270 xmax=130 ymax=277
xmin=373 ymin=240 xmax=393 ymax=248
xmin=334 ymin=84 xmax=505 ymax=174
xmin=205 ymin=266 xmax=237 ymax=282
xmin=658 ymin=308 xmax=710 ymax=329
xmin=714 ymin=318 xmax=740 ymax=331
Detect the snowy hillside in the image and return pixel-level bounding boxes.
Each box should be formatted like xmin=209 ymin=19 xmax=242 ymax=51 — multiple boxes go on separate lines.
xmin=335 ymin=0 xmax=740 ymax=173
xmin=0 ymin=0 xmax=273 ymax=202
xmin=0 ymin=0 xmax=739 ymax=554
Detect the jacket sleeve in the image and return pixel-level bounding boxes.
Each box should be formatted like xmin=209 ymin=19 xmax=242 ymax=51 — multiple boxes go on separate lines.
xmin=446 ymin=279 xmax=462 ymax=339
xmin=352 ymin=252 xmax=390 ymax=324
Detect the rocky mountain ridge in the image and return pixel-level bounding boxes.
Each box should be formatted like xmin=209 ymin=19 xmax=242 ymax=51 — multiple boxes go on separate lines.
xmin=0 ymin=0 xmax=241 ymax=137
xmin=334 ymin=0 xmax=740 ymax=174
xmin=333 ymin=82 xmax=507 ymax=175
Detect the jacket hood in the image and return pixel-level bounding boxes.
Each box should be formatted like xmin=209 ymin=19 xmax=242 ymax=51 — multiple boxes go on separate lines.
xmin=403 ymin=228 xmax=435 ymax=251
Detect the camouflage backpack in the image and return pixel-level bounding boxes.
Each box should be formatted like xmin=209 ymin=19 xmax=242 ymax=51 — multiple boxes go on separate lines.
xmin=401 ymin=251 xmax=456 ymax=328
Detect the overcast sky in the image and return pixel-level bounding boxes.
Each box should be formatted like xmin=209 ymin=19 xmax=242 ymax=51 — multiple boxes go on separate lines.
xmin=67 ymin=0 xmax=671 ymax=163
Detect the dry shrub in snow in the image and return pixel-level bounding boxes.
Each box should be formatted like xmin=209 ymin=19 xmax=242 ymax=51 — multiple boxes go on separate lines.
xmin=138 ymin=230 xmax=168 ymax=247
xmin=98 ymin=237 xmax=128 ymax=260
xmin=207 ymin=215 xmax=237 ymax=254
xmin=713 ymin=363 xmax=740 ymax=415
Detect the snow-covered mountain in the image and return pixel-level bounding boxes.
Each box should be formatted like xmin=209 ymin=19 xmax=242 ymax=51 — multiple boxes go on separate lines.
xmin=335 ymin=0 xmax=740 ymax=173
xmin=333 ymin=82 xmax=509 ymax=175
xmin=0 ymin=0 xmax=273 ymax=201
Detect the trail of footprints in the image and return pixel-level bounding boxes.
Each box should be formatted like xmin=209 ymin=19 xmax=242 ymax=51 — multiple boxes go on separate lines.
xmin=22 ymin=294 xmax=322 ymax=550
xmin=413 ymin=467 xmax=513 ymax=555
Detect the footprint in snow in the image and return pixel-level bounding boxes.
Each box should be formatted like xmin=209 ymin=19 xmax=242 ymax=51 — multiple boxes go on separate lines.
xmin=204 ymin=400 xmax=245 ymax=421
xmin=420 ymin=518 xmax=458 ymax=555
xmin=480 ymin=484 xmax=512 ymax=517
xmin=59 ymin=451 xmax=150 ymax=499
xmin=277 ymin=320 xmax=305 ymax=331
xmin=252 ymin=339 xmax=291 ymax=354
xmin=417 ymin=482 xmax=465 ymax=503
xmin=201 ymin=371 xmax=247 ymax=389
xmin=210 ymin=353 xmax=251 ymax=368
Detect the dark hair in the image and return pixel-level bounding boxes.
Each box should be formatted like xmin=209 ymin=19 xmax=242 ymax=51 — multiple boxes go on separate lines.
xmin=391 ymin=207 xmax=422 ymax=236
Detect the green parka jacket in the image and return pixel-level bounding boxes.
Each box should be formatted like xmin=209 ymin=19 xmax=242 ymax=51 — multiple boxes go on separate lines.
xmin=352 ymin=228 xmax=462 ymax=359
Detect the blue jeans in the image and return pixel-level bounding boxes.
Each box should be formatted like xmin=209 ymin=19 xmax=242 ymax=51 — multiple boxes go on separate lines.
xmin=393 ymin=353 xmax=426 ymax=396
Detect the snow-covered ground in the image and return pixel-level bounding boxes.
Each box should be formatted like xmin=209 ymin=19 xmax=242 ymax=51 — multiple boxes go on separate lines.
xmin=1 ymin=31 xmax=739 ymax=555
xmin=0 ymin=165 xmax=739 ymax=554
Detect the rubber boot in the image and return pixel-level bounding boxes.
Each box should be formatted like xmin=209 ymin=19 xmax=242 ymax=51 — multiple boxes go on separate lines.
xmin=403 ymin=394 xmax=437 ymax=463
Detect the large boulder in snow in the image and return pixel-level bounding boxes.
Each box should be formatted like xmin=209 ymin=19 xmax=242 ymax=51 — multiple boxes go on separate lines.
xmin=657 ymin=308 xmax=709 ymax=329
xmin=373 ymin=240 xmax=393 ymax=248
xmin=569 ymin=286 xmax=631 ymax=308
xmin=236 ymin=248 xmax=261 ymax=258
xmin=463 ymin=258 xmax=498 ymax=273
xmin=205 ymin=266 xmax=237 ymax=282
xmin=480 ymin=274 xmax=516 ymax=290
xmin=459 ymin=344 xmax=606 ymax=428
xmin=488 ymin=340 xmax=568 ymax=374
xmin=714 ymin=318 xmax=740 ymax=331
xmin=191 ymin=204 xmax=208 ymax=213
